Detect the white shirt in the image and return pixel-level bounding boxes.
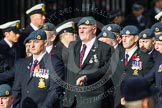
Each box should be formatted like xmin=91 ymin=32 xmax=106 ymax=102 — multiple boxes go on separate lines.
xmin=4 ymin=38 xmax=13 ymax=48
xmin=33 ymin=51 xmax=46 ymax=64
xmin=81 ymin=37 xmax=96 ymax=64
xmin=125 ymin=46 xmax=138 ymax=62
xmin=30 ymin=23 xmax=39 ymax=31
xmin=114 ymin=44 xmax=118 ymax=49
xmin=148 ymin=48 xmax=154 ymax=55
xmin=46 ymin=45 xmax=53 ymax=53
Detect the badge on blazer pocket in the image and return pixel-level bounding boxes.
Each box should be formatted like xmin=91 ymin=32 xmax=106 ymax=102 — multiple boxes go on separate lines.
xmin=38 ymin=78 xmax=46 ymax=89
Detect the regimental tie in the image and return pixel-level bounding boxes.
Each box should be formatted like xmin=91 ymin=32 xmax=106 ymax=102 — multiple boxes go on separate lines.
xmin=80 ymin=44 xmax=87 ymax=67
xmin=30 ymin=59 xmax=38 ymax=78
xmin=124 ymin=54 xmax=129 ymax=66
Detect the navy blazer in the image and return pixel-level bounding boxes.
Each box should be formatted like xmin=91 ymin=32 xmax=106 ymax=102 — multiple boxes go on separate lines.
xmin=12 ymin=53 xmax=65 ymax=108
xmin=145 ymin=52 xmax=162 ymax=107
xmin=0 ymin=39 xmax=20 ymax=73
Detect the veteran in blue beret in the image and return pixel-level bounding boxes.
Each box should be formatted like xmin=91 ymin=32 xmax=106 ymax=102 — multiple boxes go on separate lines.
xmin=144 ymin=33 xmax=162 ymax=108
xmin=98 ymin=30 xmax=118 ymax=49
xmin=138 ymin=29 xmax=157 ymax=58
xmin=102 ymin=24 xmax=122 ymax=44
xmin=0 ymin=84 xmax=14 ymax=108
xmin=151 ymin=22 xmax=162 ymax=36
xmin=64 ymin=16 xmax=113 ymax=108
xmin=0 ymin=20 xmax=21 ymax=74
xmin=112 ymin=25 xmax=154 ymax=108
xmin=121 ymin=76 xmax=159 ymax=108
xmin=41 ymin=23 xmax=57 ymax=54
xmin=12 ymin=29 xmax=65 ymax=108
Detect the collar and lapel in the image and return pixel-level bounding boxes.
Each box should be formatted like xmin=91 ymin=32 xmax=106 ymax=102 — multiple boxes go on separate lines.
xmin=81 ymin=40 xmax=99 ymax=68
xmin=120 ymin=48 xmax=139 ymax=69
xmin=74 ymin=39 xmax=99 ymax=69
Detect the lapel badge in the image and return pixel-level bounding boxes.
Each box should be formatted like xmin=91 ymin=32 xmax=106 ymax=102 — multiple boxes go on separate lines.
xmin=38 ymin=78 xmax=46 ymax=89
xmin=94 ymin=59 xmax=98 ymax=63
xmin=89 ymin=59 xmax=93 ymax=63
xmin=107 ymin=26 xmax=112 ymax=31
xmin=143 ymin=34 xmax=147 ymax=38
xmin=126 ymin=30 xmax=130 ymax=35
xmin=85 ymin=20 xmax=90 ymax=24
xmin=37 ymin=35 xmax=41 ymax=40
xmin=42 ymin=24 xmax=48 ymax=29
xmin=93 ymin=54 xmax=97 ymax=59
xmin=158 ymin=64 xmax=162 ymax=72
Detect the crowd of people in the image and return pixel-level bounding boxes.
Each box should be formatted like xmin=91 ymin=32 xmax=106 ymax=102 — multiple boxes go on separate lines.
xmin=0 ymin=1 xmax=162 ymax=108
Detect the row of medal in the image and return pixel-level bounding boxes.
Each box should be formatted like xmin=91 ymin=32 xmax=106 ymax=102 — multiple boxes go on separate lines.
xmin=131 ymin=61 xmax=143 ymax=70
xmin=32 ymin=66 xmax=49 ymax=79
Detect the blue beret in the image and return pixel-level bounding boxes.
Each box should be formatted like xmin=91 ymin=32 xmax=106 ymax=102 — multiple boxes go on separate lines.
xmin=24 ymin=29 xmax=47 ymax=44
xmin=122 ymin=76 xmax=159 ymax=101
xmin=0 ymin=84 xmax=12 ymax=97
xmin=120 ymin=25 xmax=139 ymax=35
xmin=102 ymin=24 xmax=121 ymax=33
xmin=77 ymin=16 xmax=96 ymax=26
xmin=139 ymin=29 xmax=155 ymax=39
xmin=97 ymin=30 xmax=116 ymax=40
xmin=155 ymin=33 xmax=162 ymax=41
xmin=41 ymin=23 xmax=56 ymax=32
xmin=151 ymin=22 xmax=162 ymax=32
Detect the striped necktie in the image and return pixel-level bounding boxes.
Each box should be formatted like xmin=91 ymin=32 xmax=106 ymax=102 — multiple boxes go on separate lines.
xmin=79 ymin=44 xmax=87 ymax=67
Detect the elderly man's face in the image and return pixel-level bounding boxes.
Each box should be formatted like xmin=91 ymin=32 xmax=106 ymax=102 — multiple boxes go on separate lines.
xmin=0 ymin=96 xmax=14 ymax=108
xmin=122 ymin=35 xmax=138 ymax=49
xmin=78 ymin=25 xmax=96 ymax=43
xmin=155 ymin=41 xmax=162 ymax=54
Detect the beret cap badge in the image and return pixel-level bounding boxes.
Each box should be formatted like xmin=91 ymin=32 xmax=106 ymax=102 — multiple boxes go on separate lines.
xmin=159 ymin=36 xmax=162 ymax=40
xmin=143 ymin=34 xmax=147 ymax=38
xmin=103 ymin=32 xmax=107 ymax=37
xmin=126 ymin=30 xmax=130 ymax=35
xmin=155 ymin=27 xmax=159 ymax=32
xmin=5 ymin=90 xmax=9 ymax=96
xmin=107 ymin=26 xmax=112 ymax=31
xmin=37 ymin=35 xmax=41 ymax=39
xmin=85 ymin=20 xmax=90 ymax=24
xmin=42 ymin=24 xmax=47 ymax=29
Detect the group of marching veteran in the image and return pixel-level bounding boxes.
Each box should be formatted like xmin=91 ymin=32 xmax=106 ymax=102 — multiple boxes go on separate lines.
xmin=0 ymin=2 xmax=162 ymax=108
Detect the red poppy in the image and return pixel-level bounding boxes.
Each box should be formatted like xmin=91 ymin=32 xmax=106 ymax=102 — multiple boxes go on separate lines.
xmin=132 ymin=55 xmax=137 ymax=60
